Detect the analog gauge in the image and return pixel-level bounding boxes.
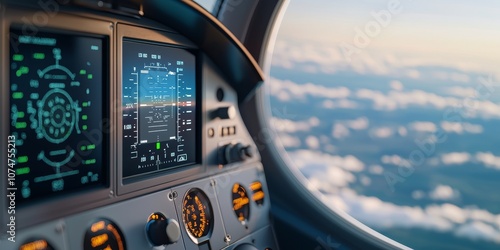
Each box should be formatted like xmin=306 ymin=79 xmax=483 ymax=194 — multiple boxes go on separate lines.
xmin=19 ymin=239 xmax=55 ymax=250
xmin=182 ymin=188 xmax=213 ymax=243
xmin=250 ymin=181 xmax=265 ymax=206
xmin=232 ymin=183 xmax=250 ymax=223
xmin=83 ymin=219 xmax=126 ymax=250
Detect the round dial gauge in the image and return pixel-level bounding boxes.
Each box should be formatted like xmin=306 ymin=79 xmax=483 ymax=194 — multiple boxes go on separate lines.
xmin=232 ymin=183 xmax=250 ymax=223
xmin=182 ymin=188 xmax=213 ymax=242
xmin=83 ymin=219 xmax=126 ymax=250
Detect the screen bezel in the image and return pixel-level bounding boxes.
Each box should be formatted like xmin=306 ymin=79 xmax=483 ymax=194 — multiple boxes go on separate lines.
xmin=2 ymin=10 xmax=114 ymax=229
xmin=116 ymin=24 xmax=203 ymax=196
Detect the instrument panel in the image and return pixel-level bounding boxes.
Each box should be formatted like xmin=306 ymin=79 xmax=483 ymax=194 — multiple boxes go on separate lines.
xmin=1 ymin=2 xmax=277 ymax=250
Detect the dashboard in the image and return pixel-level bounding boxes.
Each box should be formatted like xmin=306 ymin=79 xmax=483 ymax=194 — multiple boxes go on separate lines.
xmin=0 ymin=1 xmax=277 ymax=249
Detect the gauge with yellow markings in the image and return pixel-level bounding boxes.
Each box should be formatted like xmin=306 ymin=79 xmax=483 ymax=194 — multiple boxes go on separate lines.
xmin=83 ymin=218 xmax=126 ymax=250
xmin=182 ymin=188 xmax=214 ymax=243
xmin=232 ymin=183 xmax=250 ymax=223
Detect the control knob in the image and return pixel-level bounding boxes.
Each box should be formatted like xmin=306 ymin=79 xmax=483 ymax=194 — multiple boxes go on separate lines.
xmin=213 ymin=106 xmax=236 ymax=120
xmin=220 ymin=142 xmax=253 ymax=165
xmin=145 ymin=213 xmax=181 ymax=247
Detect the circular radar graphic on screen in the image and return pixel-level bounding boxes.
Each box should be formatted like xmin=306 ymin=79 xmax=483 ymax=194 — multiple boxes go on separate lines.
xmin=37 ymin=88 xmax=79 ymax=144
xmin=35 ymin=48 xmax=82 ymax=144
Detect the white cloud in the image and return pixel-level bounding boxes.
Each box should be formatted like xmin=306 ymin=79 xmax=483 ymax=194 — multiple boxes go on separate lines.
xmin=360 ymin=176 xmax=371 ymax=186
xmin=429 ymin=185 xmax=460 ymax=201
xmin=345 ymin=117 xmax=369 ymax=130
xmin=305 ymin=136 xmax=320 ymax=149
xmin=370 ymin=127 xmax=394 ymax=138
xmin=475 ymin=152 xmax=500 ymax=170
xmin=398 ymin=126 xmax=408 ymax=136
xmin=368 ymin=165 xmax=384 ymax=175
xmin=286 ymin=149 xmax=500 ymax=244
xmin=447 ymin=87 xmax=477 ymax=98
xmin=289 ymin=150 xmax=365 ymax=173
xmin=455 ymin=222 xmax=500 ymax=243
xmin=271 ymin=117 xmax=320 ymax=133
xmin=332 ymin=123 xmax=350 ymax=139
xmin=268 ymin=77 xmax=350 ymax=101
xmin=412 ymin=190 xmax=425 ymax=200
xmin=271 ymin=40 xmax=499 ymax=80
xmin=441 ymin=121 xmax=484 ymax=134
xmin=381 ymin=155 xmax=411 ymax=167
xmin=322 ymin=99 xmax=359 ymax=109
xmin=441 ymin=152 xmax=471 ymax=165
xmin=354 ymin=88 xmax=500 ymax=119
xmin=390 ymin=80 xmax=404 ymax=91
xmin=409 ymin=121 xmax=438 ymax=133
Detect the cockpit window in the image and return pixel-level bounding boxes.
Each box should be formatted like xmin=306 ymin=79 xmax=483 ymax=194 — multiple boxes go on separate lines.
xmin=268 ymin=1 xmax=500 ymax=249
xmin=192 ymin=0 xmax=222 ymax=15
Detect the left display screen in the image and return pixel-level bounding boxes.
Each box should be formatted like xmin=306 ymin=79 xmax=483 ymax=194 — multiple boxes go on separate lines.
xmin=9 ymin=29 xmax=107 ymax=205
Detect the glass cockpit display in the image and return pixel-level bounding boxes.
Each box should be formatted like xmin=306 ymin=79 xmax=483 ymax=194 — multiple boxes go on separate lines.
xmin=122 ymin=40 xmax=197 ymax=178
xmin=9 ymin=29 xmax=107 ymax=205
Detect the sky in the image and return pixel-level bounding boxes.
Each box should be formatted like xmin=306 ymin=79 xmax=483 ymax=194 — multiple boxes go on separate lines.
xmin=277 ymin=0 xmax=500 ymax=77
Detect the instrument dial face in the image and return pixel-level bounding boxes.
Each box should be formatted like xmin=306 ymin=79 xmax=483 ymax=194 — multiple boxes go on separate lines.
xmin=83 ymin=219 xmax=126 ymax=250
xmin=182 ymin=188 xmax=213 ymax=243
xmin=232 ymin=183 xmax=250 ymax=223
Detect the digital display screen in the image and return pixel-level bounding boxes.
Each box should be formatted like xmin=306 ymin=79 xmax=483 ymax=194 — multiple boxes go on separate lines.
xmin=122 ymin=39 xmax=197 ymax=178
xmin=9 ymin=29 xmax=108 ymax=205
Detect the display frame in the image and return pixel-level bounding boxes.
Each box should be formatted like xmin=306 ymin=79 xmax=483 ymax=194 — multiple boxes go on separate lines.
xmin=116 ymin=23 xmax=203 ymax=196
xmin=1 ymin=9 xmax=114 ymax=229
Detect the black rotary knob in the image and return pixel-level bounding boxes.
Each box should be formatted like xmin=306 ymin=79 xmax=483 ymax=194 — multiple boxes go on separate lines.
xmin=145 ymin=213 xmax=181 ymax=246
xmin=213 ymin=106 xmax=236 ymax=120
xmin=220 ymin=143 xmax=254 ymax=165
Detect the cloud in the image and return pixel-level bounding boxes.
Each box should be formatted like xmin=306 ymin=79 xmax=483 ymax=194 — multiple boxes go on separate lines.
xmin=441 ymin=121 xmax=484 ymax=134
xmin=354 ymin=88 xmax=500 ymax=119
xmin=409 ymin=121 xmax=438 ymax=133
xmin=475 ymin=152 xmax=500 ymax=170
xmin=368 ymin=165 xmax=384 ymax=175
xmin=331 ymin=117 xmax=370 ymax=140
xmin=305 ymin=136 xmax=320 ymax=149
xmin=322 ymin=99 xmax=359 ymax=109
xmin=390 ymin=80 xmax=404 ymax=91
xmin=285 ymin=149 xmax=500 ymax=244
xmin=447 ymin=87 xmax=477 ymax=98
xmin=345 ymin=117 xmax=370 ymax=130
xmin=271 ymin=117 xmax=320 ymax=133
xmin=318 ymin=188 xmax=500 ymax=244
xmin=381 ymin=155 xmax=411 ymax=167
xmin=289 ymin=149 xmax=365 ymax=173
xmin=429 ymin=185 xmax=460 ymax=201
xmin=332 ymin=123 xmax=350 ymax=139
xmin=270 ymin=40 xmax=499 ymax=80
xmin=412 ymin=190 xmax=425 ymax=200
xmin=268 ymin=77 xmax=350 ymax=101
xmin=455 ymin=221 xmax=500 ymax=243
xmin=370 ymin=127 xmax=394 ymax=138
xmin=441 ymin=152 xmax=471 ymax=165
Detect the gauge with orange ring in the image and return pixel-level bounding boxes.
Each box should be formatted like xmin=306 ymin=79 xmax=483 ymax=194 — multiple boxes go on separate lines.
xmin=83 ymin=218 xmax=126 ymax=250
xmin=181 ymin=188 xmax=214 ymax=244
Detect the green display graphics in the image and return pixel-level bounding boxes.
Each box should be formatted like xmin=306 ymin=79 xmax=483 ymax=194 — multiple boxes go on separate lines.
xmin=9 ymin=29 xmax=107 ymax=205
